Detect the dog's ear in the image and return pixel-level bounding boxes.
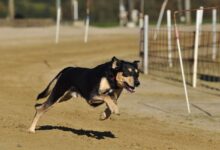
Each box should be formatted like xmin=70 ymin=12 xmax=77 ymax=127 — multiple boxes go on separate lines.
xmin=133 ymin=60 xmax=140 ymax=68
xmin=111 ymin=56 xmax=121 ymax=69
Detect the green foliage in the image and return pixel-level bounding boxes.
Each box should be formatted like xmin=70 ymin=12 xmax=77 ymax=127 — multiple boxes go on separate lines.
xmin=15 ymin=0 xmax=55 ymax=18
xmin=0 ymin=1 xmax=7 ymax=17
xmin=0 ymin=0 xmax=220 ymax=25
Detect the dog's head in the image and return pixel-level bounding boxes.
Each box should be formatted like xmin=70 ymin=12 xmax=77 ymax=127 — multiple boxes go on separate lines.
xmin=111 ymin=57 xmax=140 ymax=93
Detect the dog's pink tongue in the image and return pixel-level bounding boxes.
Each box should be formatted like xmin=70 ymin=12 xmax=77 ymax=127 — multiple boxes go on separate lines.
xmin=128 ymin=87 xmax=135 ymax=93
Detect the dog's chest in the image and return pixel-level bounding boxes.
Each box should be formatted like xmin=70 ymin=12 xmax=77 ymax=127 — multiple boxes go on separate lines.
xmin=98 ymin=77 xmax=113 ymax=95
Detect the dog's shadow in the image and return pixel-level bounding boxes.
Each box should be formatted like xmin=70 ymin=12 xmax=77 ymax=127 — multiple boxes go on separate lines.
xmin=37 ymin=125 xmax=116 ymax=140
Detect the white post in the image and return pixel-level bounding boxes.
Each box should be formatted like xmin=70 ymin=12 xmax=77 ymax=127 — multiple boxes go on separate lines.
xmin=175 ymin=28 xmax=191 ymax=114
xmin=167 ymin=10 xmax=173 ymax=67
xmin=154 ymin=0 xmax=168 ymax=40
xmin=84 ymin=0 xmax=90 ymax=43
xmin=84 ymin=16 xmax=90 ymax=43
xmin=72 ymin=0 xmax=78 ymax=21
xmin=212 ymin=9 xmax=217 ymax=61
xmin=55 ymin=0 xmax=61 ymax=44
xmin=174 ymin=24 xmax=191 ymax=114
xmin=139 ymin=17 xmax=144 ymax=28
xmin=185 ymin=0 xmax=191 ymax=24
xmin=139 ymin=0 xmax=144 ymax=28
xmin=198 ymin=7 xmax=204 ymax=44
xmin=143 ymin=15 xmax=149 ymax=74
xmin=192 ymin=8 xmax=203 ymax=88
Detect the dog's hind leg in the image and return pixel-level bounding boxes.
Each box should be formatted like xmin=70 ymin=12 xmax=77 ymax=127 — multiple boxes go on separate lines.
xmin=28 ymin=95 xmax=56 ymax=133
xmin=28 ymin=86 xmax=68 ymax=133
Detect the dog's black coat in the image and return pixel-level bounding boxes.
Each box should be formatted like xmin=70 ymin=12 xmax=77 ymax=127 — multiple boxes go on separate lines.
xmin=29 ymin=57 xmax=140 ymax=133
xmin=37 ymin=61 xmax=119 ymax=107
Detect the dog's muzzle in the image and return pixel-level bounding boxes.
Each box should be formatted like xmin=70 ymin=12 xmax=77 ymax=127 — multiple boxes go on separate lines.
xmin=124 ymin=82 xmax=135 ymax=93
xmin=134 ymin=80 xmax=140 ymax=87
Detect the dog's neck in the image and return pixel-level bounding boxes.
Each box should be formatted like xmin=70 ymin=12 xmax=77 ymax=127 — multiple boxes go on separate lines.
xmin=106 ymin=70 xmax=120 ymax=90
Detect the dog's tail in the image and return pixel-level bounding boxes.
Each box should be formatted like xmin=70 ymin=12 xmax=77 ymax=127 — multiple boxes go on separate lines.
xmin=36 ymin=71 xmax=62 ymax=100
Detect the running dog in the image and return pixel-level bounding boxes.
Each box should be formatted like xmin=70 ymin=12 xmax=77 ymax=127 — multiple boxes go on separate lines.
xmin=29 ymin=57 xmax=140 ymax=133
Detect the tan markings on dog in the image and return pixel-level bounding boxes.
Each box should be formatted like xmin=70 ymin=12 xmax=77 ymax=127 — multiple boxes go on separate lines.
xmin=47 ymin=78 xmax=58 ymax=94
xmin=92 ymin=95 xmax=119 ymax=114
xmin=116 ymin=72 xmax=134 ymax=87
xmin=128 ymin=68 xmax=132 ymax=72
xmin=29 ymin=92 xmax=70 ymax=133
xmin=116 ymin=72 xmax=124 ymax=87
xmin=58 ymin=90 xmax=78 ymax=103
xmin=71 ymin=92 xmax=78 ymax=98
xmin=100 ymin=108 xmax=111 ymax=120
xmin=99 ymin=77 xmax=111 ymax=94
xmin=112 ymin=59 xmax=119 ymax=69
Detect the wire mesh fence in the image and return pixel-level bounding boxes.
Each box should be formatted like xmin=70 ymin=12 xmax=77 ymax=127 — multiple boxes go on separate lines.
xmin=146 ymin=27 xmax=220 ymax=92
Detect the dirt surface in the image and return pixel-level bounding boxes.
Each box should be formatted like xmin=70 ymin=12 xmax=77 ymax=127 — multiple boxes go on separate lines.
xmin=0 ymin=26 xmax=220 ymax=150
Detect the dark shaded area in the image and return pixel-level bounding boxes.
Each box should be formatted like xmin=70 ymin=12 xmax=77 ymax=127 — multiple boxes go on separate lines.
xmin=191 ymin=103 xmax=212 ymax=117
xmin=37 ymin=125 xmax=116 ymax=140
xmin=199 ymin=74 xmax=220 ymax=82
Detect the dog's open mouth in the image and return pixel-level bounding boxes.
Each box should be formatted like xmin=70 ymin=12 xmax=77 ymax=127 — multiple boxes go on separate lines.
xmin=124 ymin=82 xmax=135 ymax=93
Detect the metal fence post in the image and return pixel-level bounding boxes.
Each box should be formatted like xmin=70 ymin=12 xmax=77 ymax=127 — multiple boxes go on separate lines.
xmin=192 ymin=8 xmax=203 ymax=88
xmin=212 ymin=8 xmax=217 ymax=61
xmin=144 ymin=15 xmax=149 ymax=74
xmin=167 ymin=10 xmax=173 ymax=67
xmin=55 ymin=0 xmax=61 ymax=44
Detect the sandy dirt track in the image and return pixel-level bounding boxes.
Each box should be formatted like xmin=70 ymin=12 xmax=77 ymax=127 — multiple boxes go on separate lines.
xmin=0 ymin=26 xmax=220 ymax=150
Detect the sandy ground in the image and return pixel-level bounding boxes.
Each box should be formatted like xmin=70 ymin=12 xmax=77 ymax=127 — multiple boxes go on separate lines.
xmin=0 ymin=26 xmax=220 ymax=150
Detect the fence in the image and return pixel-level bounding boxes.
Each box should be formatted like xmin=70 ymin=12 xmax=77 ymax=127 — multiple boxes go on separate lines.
xmin=144 ymin=27 xmax=220 ymax=92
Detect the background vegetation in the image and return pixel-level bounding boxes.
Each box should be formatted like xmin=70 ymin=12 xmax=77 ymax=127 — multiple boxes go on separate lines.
xmin=0 ymin=0 xmax=220 ymax=25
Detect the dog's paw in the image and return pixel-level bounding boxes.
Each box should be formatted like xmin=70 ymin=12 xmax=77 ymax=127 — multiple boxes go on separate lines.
xmin=28 ymin=128 xmax=36 ymax=133
xmin=100 ymin=112 xmax=107 ymax=120
xmin=110 ymin=105 xmax=120 ymax=115
xmin=99 ymin=108 xmax=112 ymax=120
xmin=114 ymin=108 xmax=120 ymax=115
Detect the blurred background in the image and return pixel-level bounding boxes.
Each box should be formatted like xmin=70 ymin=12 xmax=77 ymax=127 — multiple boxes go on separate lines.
xmin=1 ymin=0 xmax=220 ymax=27
xmin=0 ymin=1 xmax=220 ymax=149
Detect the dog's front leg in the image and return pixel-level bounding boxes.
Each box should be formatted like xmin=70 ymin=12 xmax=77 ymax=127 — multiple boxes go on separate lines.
xmin=103 ymin=96 xmax=119 ymax=115
xmin=100 ymin=107 xmax=111 ymax=120
xmin=92 ymin=95 xmax=119 ymax=120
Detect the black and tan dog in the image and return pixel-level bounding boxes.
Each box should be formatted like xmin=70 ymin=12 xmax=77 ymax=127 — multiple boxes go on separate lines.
xmin=29 ymin=57 xmax=140 ymax=133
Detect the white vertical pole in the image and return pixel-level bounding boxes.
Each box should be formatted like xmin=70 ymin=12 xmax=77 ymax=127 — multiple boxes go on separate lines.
xmin=143 ymin=15 xmax=149 ymax=74
xmin=185 ymin=0 xmax=191 ymax=24
xmin=154 ymin=0 xmax=168 ymax=40
xmin=119 ymin=0 xmax=124 ymax=26
xmin=73 ymin=0 xmax=78 ymax=21
xmin=139 ymin=0 xmax=144 ymax=28
xmin=174 ymin=24 xmax=191 ymax=114
xmin=192 ymin=8 xmax=203 ymax=88
xmin=84 ymin=16 xmax=90 ymax=43
xmin=55 ymin=0 xmax=61 ymax=44
xmin=167 ymin=10 xmax=173 ymax=67
xmin=139 ymin=17 xmax=144 ymax=28
xmin=84 ymin=0 xmax=90 ymax=43
xmin=212 ymin=9 xmax=217 ymax=61
xmin=198 ymin=6 xmax=204 ymax=44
